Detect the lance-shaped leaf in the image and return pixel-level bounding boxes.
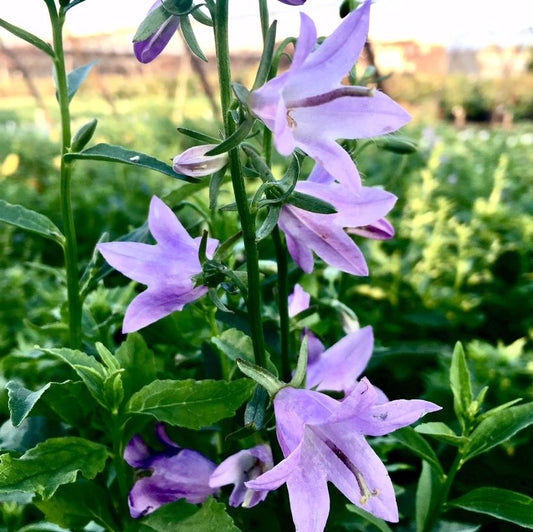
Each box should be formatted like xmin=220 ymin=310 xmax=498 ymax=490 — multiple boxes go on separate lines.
xmin=64 ymin=144 xmax=197 ymax=182
xmin=416 ymin=461 xmax=443 ymax=532
xmin=415 ymin=422 xmax=466 ymax=447
xmin=447 ymin=487 xmax=533 ymax=529
xmin=252 ymin=21 xmax=277 ymax=90
xmin=461 ymin=401 xmax=533 ymax=462
xmin=65 ymin=60 xmax=98 ymax=101
xmin=286 ymin=191 xmax=337 ymax=214
xmin=0 ymin=18 xmax=54 ymax=58
xmin=345 ymin=504 xmax=393 ymax=532
xmin=205 ymin=118 xmax=254 ymax=156
xmin=0 ymin=437 xmax=109 ymax=499
xmin=450 ymin=342 xmax=473 ymax=432
xmin=0 ymin=199 xmax=64 ymax=245
xmin=177 ymin=127 xmax=220 ymax=144
xmin=126 ymin=379 xmax=254 ymax=429
xmin=180 ymin=14 xmax=207 ymax=62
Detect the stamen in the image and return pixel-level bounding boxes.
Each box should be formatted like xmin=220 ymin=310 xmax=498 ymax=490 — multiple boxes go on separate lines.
xmin=287 ymin=86 xmax=374 ymax=110
xmin=286 ymin=109 xmax=297 ymax=129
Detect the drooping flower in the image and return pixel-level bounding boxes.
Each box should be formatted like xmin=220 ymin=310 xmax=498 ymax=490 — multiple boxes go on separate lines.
xmin=124 ymin=423 xmax=217 ymax=518
xmin=209 ymin=444 xmax=273 ymax=508
xmin=250 ymin=2 xmax=411 ymax=191
xmin=173 ymin=144 xmax=228 ymax=178
xmin=97 ymin=195 xmax=218 ymax=333
xmin=133 ymin=1 xmax=180 ymax=63
xmin=246 ymin=380 xmax=440 ymax=530
xmin=278 ymin=180 xmax=396 ymax=275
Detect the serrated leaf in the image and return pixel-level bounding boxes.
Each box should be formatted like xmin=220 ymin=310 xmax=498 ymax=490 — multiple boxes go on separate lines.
xmin=64 ymin=143 xmax=197 ymax=182
xmin=415 ymin=422 xmax=466 ymax=446
xmin=126 ymin=379 xmax=255 ymax=429
xmin=205 ymin=118 xmax=254 ymax=156
xmin=391 ymin=427 xmax=444 ymax=478
xmin=6 ymin=381 xmax=52 ymax=427
xmin=180 ymin=15 xmax=207 ymax=62
xmin=34 ymin=480 xmax=119 ymax=531
xmin=450 ymin=342 xmax=473 ymax=432
xmin=345 ymin=503 xmax=393 ymax=532
xmin=0 ymin=437 xmax=109 ymax=499
xmin=0 ymin=199 xmax=64 ymax=245
xmin=139 ymin=497 xmax=240 ymax=532
xmin=66 ymin=61 xmax=97 ymax=101
xmin=211 ymin=329 xmax=254 ymax=362
xmin=416 ymin=461 xmax=443 ymax=532
xmin=0 ymin=18 xmax=54 ymax=57
xmin=448 ymin=487 xmax=533 ymax=528
xmin=462 ymin=401 xmax=533 ymax=462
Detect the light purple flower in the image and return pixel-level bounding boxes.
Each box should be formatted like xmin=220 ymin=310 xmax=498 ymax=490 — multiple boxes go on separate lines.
xmin=97 ymin=195 xmax=218 ymax=333
xmin=246 ymin=380 xmax=440 ymax=530
xmin=278 ymin=0 xmax=306 ymax=4
xmin=288 ymin=283 xmax=311 ymax=318
xmin=250 ymin=2 xmax=410 ymax=191
xmin=124 ymin=424 xmax=217 ymax=518
xmin=134 ymin=1 xmax=180 ymax=63
xmin=209 ymin=444 xmax=273 ymax=508
xmin=278 ymin=180 xmax=396 ymax=275
xmin=173 ymin=144 xmax=228 ymax=178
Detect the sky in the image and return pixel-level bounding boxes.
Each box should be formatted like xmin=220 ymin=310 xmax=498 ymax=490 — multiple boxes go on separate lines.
xmin=1 ymin=0 xmax=532 ymax=50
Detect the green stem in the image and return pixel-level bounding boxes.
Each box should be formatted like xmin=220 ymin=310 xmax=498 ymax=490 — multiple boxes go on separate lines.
xmin=45 ymin=1 xmax=82 ymax=349
xmin=258 ymin=0 xmax=269 ymax=42
xmin=213 ymin=0 xmax=266 ymax=369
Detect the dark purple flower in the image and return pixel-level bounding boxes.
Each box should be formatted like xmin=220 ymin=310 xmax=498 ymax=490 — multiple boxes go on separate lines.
xmin=251 ymin=2 xmax=410 ymax=191
xmin=134 ymin=1 xmax=180 ymax=63
xmin=124 ymin=424 xmax=217 ymax=518
xmin=278 ymin=179 xmax=396 ymax=275
xmin=97 ymin=196 xmax=218 ymax=333
xmin=278 ymin=0 xmax=307 ymax=4
xmin=209 ymin=444 xmax=273 ymax=508
xmin=246 ymin=380 xmax=440 ymax=529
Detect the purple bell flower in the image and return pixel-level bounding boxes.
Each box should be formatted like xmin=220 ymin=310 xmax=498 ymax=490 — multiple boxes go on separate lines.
xmin=124 ymin=424 xmax=217 ymax=518
xmin=134 ymin=1 xmax=180 ymax=63
xmin=97 ymin=195 xmax=218 ymax=333
xmin=278 ymin=0 xmax=307 ymax=4
xmin=250 ymin=2 xmax=410 ymax=191
xmin=246 ymin=380 xmax=440 ymax=530
xmin=209 ymin=444 xmax=273 ymax=508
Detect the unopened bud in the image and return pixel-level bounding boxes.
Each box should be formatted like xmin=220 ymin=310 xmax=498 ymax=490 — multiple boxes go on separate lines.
xmin=377 ymin=135 xmax=418 ymax=154
xmin=71 ymin=118 xmax=98 ymax=152
xmin=173 ymin=144 xmax=228 ymax=178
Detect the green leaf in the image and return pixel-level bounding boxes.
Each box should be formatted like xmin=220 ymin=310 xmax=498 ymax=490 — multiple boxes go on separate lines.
xmin=0 ymin=18 xmax=54 ymax=58
xmin=190 ymin=6 xmax=213 ymax=26
xmin=140 ymin=497 xmax=240 ymax=532
xmin=39 ymin=381 xmax=95 ymax=427
xmin=252 ymin=21 xmax=277 ymax=90
xmin=462 ymin=401 xmax=533 ymax=462
xmin=244 ymin=385 xmax=269 ymax=431
xmin=205 ymin=118 xmax=254 ymax=156
xmin=0 ymin=199 xmax=64 ymax=245
xmin=133 ymin=5 xmax=169 ymax=41
xmin=180 ymin=15 xmax=207 ymax=62
xmin=415 ymin=422 xmax=466 ymax=446
xmin=416 ymin=461 xmax=444 ymax=532
xmin=256 ymin=205 xmax=281 ymax=242
xmin=345 ymin=503 xmax=393 ymax=532
xmin=287 ymin=191 xmax=337 ymax=214
xmin=71 ymin=118 xmax=98 ymax=152
xmin=377 ymin=135 xmax=418 ymax=154
xmin=450 ymin=342 xmax=473 ymax=432
xmin=34 ymin=480 xmax=119 ymax=531
xmin=177 ymin=127 xmax=219 ymax=144
xmin=391 ymin=427 xmax=445 ymax=478
xmin=477 ymin=398 xmax=522 ymax=422
xmin=126 ymin=379 xmax=255 ymax=429
xmin=0 ymin=437 xmax=109 ymax=499
xmin=211 ymin=329 xmax=254 ymax=362
xmin=63 ymin=0 xmax=89 ymax=12
xmin=448 ymin=487 xmax=533 ymax=529
xmin=6 ymin=381 xmax=52 ymax=427
xmin=115 ymin=333 xmax=157 ymax=399
xmin=64 ymin=143 xmax=197 ymax=182
xmin=66 ymin=61 xmax=97 ymax=101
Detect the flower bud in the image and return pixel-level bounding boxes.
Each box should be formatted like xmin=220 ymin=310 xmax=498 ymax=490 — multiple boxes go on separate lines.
xmin=173 ymin=144 xmax=228 ymax=177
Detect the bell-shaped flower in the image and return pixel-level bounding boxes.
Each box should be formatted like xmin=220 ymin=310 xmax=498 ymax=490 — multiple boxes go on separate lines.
xmin=250 ymin=2 xmax=410 ymax=191
xmin=278 ymin=0 xmax=306 ymax=4
xmin=134 ymin=1 xmax=180 ymax=63
xmin=278 ymin=179 xmax=396 ymax=275
xmin=97 ymin=195 xmax=218 ymax=333
xmin=246 ymin=380 xmax=440 ymax=530
xmin=209 ymin=444 xmax=273 ymax=508
xmin=124 ymin=423 xmax=218 ymax=518
xmin=173 ymin=144 xmax=228 ymax=178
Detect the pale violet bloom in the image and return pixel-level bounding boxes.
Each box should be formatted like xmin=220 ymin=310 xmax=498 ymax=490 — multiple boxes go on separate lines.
xmin=124 ymin=424 xmax=217 ymax=518
xmin=97 ymin=196 xmax=218 ymax=333
xmin=250 ymin=2 xmax=410 ymax=191
xmin=173 ymin=144 xmax=228 ymax=178
xmin=279 ymin=0 xmax=306 ymax=4
xmin=288 ymin=283 xmax=311 ymax=317
xmin=246 ymin=380 xmax=440 ymax=530
xmin=278 ymin=180 xmax=396 ymax=275
xmin=209 ymin=444 xmax=273 ymax=508
xmin=134 ymin=1 xmax=180 ymax=64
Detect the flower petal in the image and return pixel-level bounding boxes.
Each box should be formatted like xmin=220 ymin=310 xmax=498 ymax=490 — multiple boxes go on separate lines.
xmin=288 ymin=284 xmax=311 ymax=317
xmin=134 ymin=11 xmax=180 ymax=64
xmin=124 ymin=435 xmax=152 ymax=469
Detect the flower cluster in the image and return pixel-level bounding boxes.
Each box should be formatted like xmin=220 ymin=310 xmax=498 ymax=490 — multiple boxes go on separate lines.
xmin=105 ymin=2 xmax=441 ymax=531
